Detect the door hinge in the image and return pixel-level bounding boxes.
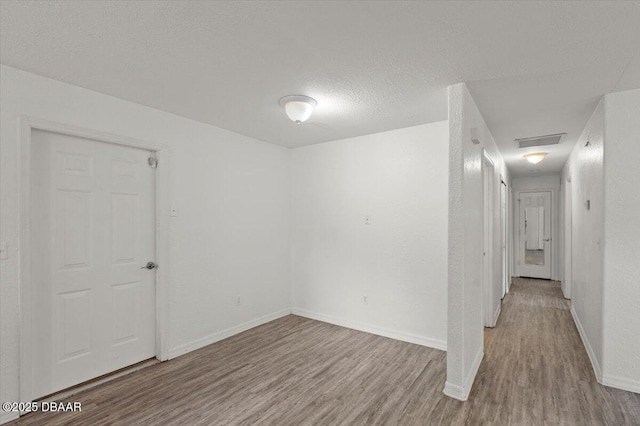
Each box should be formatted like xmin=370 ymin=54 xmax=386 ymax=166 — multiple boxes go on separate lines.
xmin=148 ymin=156 xmax=158 ymax=168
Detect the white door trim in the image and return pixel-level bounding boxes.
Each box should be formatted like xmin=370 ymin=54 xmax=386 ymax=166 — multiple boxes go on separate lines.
xmin=18 ymin=116 xmax=171 ymax=404
xmin=482 ymin=150 xmax=497 ymax=327
xmin=515 ymin=189 xmax=557 ymax=279
xmin=562 ymin=178 xmax=572 ymax=299
xmin=500 ymin=179 xmax=508 ymax=297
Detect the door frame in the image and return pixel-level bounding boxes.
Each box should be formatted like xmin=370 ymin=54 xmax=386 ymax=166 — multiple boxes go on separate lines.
xmin=563 ymin=177 xmax=572 ymax=299
xmin=515 ymin=189 xmax=555 ymax=279
xmin=482 ymin=150 xmax=496 ymax=327
xmin=18 ymin=117 xmax=171 ymax=403
xmin=500 ymin=179 xmax=508 ymax=297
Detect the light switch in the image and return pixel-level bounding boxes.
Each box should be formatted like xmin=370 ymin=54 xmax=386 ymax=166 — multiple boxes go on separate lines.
xmin=170 ymin=207 xmax=178 ymax=217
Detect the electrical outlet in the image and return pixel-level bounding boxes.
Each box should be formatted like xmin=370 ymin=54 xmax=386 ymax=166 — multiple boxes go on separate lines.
xmin=363 ymin=295 xmax=368 ymax=305
xmin=170 ymin=207 xmax=178 ymax=217
xmin=364 ymin=215 xmax=371 ymax=225
xmin=236 ymin=295 xmax=241 ymax=305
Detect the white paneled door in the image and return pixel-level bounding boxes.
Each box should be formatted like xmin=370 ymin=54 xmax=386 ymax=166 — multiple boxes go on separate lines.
xmin=518 ymin=191 xmax=552 ymax=279
xmin=30 ymin=130 xmax=156 ymax=399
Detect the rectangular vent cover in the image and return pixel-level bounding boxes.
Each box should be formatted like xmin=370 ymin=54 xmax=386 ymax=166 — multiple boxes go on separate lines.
xmin=516 ymin=133 xmax=565 ymax=149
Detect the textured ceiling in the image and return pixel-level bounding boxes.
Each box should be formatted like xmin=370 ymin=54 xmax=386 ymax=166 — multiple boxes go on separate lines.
xmin=1 ymin=1 xmax=639 ymax=176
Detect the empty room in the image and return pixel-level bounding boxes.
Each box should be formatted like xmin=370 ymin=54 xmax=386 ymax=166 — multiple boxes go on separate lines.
xmin=1 ymin=1 xmax=639 ymax=425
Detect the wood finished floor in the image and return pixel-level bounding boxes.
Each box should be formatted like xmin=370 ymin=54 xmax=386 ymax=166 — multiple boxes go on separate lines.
xmin=10 ymin=278 xmax=640 ymax=425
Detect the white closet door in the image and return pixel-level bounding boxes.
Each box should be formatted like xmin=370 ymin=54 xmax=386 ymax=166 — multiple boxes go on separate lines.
xmin=30 ymin=130 xmax=156 ymax=399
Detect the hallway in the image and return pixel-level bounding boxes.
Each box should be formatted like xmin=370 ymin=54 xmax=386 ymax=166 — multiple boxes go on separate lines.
xmin=468 ymin=277 xmax=640 ymax=424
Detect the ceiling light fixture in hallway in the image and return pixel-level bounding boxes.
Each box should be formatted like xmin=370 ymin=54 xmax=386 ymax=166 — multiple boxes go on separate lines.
xmin=523 ymin=152 xmax=547 ymax=164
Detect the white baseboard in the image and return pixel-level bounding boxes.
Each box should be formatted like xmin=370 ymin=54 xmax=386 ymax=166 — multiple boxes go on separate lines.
xmin=291 ymin=308 xmax=447 ymax=351
xmin=443 ymin=381 xmax=466 ymax=401
xmin=492 ymin=303 xmax=502 ymax=327
xmin=168 ymin=308 xmax=291 ymax=359
xmin=444 ymin=348 xmax=484 ymax=401
xmin=1 ymin=411 xmax=20 ymax=425
xmin=601 ymin=374 xmax=640 ymax=394
xmin=570 ymin=306 xmax=602 ymax=381
xmin=561 ymin=284 xmax=570 ymax=300
xmin=569 ymin=308 xmax=640 ymax=394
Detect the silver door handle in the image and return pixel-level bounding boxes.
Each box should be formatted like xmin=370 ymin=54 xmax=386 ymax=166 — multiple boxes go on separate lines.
xmin=141 ymin=262 xmax=156 ymax=270
xmin=544 ymin=238 xmax=551 ymax=242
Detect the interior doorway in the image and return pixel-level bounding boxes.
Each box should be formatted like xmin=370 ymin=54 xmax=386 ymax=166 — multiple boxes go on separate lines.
xmin=483 ymin=152 xmax=500 ymax=327
xmin=26 ymin=127 xmax=159 ymax=401
xmin=517 ymin=191 xmax=552 ymax=279
xmin=501 ymin=180 xmax=508 ymax=297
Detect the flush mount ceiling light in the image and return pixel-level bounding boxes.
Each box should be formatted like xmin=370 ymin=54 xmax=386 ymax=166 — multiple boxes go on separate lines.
xmin=279 ymin=95 xmax=317 ymax=124
xmin=523 ymin=152 xmax=547 ymax=164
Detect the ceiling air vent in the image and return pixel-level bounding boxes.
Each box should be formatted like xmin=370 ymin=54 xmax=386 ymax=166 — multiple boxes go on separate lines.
xmin=515 ymin=133 xmax=565 ymax=149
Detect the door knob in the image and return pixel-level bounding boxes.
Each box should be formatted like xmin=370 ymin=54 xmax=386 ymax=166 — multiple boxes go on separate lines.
xmin=544 ymin=238 xmax=551 ymax=242
xmin=141 ymin=262 xmax=156 ymax=270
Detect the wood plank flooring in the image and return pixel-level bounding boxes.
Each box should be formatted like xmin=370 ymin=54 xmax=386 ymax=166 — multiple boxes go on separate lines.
xmin=9 ymin=278 xmax=640 ymax=425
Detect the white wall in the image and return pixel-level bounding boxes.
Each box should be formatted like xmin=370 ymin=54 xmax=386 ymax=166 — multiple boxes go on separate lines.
xmin=564 ymin=89 xmax=640 ymax=394
xmin=561 ymin=175 xmax=572 ymax=298
xmin=511 ymin=175 xmax=561 ymax=281
xmin=445 ymin=83 xmax=509 ymax=401
xmin=0 ymin=65 xmax=291 ymax=419
xmin=290 ymin=122 xmax=449 ymax=349
xmin=601 ymin=89 xmax=640 ymax=393
xmin=563 ymin=99 xmax=605 ymax=381
xmin=511 ymin=175 xmax=560 ymax=190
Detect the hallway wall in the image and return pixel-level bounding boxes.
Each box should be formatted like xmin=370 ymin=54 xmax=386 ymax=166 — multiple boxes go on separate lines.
xmin=563 ymin=98 xmax=605 ymax=381
xmin=564 ymin=88 xmax=640 ymax=394
xmin=602 ymin=88 xmax=640 ymax=392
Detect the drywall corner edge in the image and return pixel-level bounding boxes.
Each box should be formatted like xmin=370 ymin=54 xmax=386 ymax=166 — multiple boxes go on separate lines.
xmin=444 ymin=349 xmax=483 ymax=401
xmin=491 ymin=303 xmax=502 ymax=328
xmin=443 ymin=381 xmax=467 ymax=401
